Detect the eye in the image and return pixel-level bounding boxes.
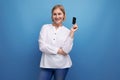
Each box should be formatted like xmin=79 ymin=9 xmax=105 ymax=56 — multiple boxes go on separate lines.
xmin=58 ymin=13 xmax=61 ymax=15
xmin=53 ymin=13 xmax=57 ymax=16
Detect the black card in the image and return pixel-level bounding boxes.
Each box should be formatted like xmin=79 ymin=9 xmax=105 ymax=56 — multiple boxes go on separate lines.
xmin=72 ymin=17 xmax=76 ymax=24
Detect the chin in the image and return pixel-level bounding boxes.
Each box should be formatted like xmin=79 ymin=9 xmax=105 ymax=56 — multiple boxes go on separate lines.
xmin=55 ymin=21 xmax=62 ymax=24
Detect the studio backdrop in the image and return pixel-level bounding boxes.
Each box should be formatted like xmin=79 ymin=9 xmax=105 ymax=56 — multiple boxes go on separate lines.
xmin=0 ymin=0 xmax=120 ymax=80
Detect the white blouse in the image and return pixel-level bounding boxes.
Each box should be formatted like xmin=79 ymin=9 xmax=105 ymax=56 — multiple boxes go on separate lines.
xmin=38 ymin=24 xmax=73 ymax=68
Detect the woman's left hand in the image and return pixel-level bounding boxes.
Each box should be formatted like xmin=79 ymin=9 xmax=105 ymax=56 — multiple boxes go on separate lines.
xmin=71 ymin=24 xmax=78 ymax=32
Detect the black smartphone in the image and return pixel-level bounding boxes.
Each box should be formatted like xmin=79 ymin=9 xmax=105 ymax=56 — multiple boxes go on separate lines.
xmin=72 ymin=17 xmax=76 ymax=25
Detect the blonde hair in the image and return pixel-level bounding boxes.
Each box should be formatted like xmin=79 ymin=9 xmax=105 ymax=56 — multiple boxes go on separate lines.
xmin=51 ymin=4 xmax=66 ymax=21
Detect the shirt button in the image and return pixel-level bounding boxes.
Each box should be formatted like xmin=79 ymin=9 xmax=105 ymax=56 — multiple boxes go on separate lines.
xmin=55 ymin=33 xmax=56 ymax=35
xmin=53 ymin=39 xmax=55 ymax=40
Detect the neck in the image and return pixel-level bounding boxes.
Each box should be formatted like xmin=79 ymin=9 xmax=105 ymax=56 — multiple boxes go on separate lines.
xmin=52 ymin=23 xmax=62 ymax=29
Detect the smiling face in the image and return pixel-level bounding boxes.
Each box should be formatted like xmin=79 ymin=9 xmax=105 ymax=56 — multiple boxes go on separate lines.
xmin=51 ymin=5 xmax=66 ymax=26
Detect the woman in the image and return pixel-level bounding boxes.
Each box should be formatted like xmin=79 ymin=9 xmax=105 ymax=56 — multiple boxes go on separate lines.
xmin=38 ymin=4 xmax=78 ymax=80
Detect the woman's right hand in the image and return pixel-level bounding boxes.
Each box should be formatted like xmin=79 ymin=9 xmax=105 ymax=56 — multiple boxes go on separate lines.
xmin=57 ymin=48 xmax=67 ymax=56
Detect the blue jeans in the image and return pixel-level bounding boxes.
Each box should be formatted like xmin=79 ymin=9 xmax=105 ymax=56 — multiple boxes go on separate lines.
xmin=39 ymin=68 xmax=69 ymax=80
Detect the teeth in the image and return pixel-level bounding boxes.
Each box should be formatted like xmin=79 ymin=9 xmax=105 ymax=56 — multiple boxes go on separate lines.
xmin=56 ymin=19 xmax=59 ymax=21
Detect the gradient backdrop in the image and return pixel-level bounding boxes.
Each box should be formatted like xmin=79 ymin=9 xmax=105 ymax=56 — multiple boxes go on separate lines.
xmin=0 ymin=0 xmax=120 ymax=80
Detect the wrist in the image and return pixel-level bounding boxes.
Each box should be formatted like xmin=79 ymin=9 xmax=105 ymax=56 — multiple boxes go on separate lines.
xmin=69 ymin=30 xmax=74 ymax=38
xmin=70 ymin=29 xmax=75 ymax=32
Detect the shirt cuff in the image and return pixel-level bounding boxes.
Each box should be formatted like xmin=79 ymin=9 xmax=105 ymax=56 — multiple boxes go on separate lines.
xmin=54 ymin=47 xmax=59 ymax=54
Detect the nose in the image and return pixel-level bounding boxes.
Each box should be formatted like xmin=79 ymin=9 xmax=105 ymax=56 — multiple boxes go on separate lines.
xmin=56 ymin=14 xmax=59 ymax=18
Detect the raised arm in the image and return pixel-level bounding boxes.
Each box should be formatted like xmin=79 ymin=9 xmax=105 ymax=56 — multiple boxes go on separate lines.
xmin=59 ymin=24 xmax=78 ymax=54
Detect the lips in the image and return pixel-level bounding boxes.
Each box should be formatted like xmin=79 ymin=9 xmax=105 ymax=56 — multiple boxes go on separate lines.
xmin=54 ymin=18 xmax=62 ymax=23
xmin=55 ymin=18 xmax=61 ymax=21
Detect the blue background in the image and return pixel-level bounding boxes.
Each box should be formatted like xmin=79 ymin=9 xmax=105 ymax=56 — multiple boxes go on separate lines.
xmin=0 ymin=0 xmax=120 ymax=80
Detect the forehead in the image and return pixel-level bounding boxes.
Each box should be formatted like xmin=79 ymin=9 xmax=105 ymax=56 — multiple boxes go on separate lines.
xmin=53 ymin=8 xmax=63 ymax=13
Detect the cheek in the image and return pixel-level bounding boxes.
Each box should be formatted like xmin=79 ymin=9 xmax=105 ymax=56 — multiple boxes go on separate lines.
xmin=52 ymin=15 xmax=55 ymax=18
xmin=58 ymin=15 xmax=64 ymax=20
xmin=52 ymin=16 xmax=55 ymax=20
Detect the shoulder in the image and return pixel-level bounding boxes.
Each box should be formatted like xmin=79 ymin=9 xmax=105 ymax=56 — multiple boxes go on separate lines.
xmin=40 ymin=24 xmax=52 ymax=31
xmin=62 ymin=25 xmax=70 ymax=33
xmin=41 ymin=24 xmax=52 ymax=29
xmin=39 ymin=24 xmax=52 ymax=33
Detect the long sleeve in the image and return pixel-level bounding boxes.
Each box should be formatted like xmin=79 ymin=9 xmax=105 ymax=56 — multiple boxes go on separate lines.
xmin=61 ymin=35 xmax=73 ymax=54
xmin=39 ymin=24 xmax=72 ymax=68
xmin=38 ymin=25 xmax=59 ymax=55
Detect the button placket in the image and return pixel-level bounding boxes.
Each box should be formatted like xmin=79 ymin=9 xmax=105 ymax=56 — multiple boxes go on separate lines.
xmin=53 ymin=31 xmax=57 ymax=41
